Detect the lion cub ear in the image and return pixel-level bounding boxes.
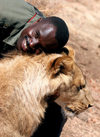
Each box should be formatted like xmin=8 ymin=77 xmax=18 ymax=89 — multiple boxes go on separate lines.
xmin=48 ymin=56 xmax=73 ymax=78
xmin=66 ymin=45 xmax=75 ymax=60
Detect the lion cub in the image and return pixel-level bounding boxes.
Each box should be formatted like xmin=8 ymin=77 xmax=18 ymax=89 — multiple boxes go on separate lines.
xmin=0 ymin=46 xmax=92 ymax=137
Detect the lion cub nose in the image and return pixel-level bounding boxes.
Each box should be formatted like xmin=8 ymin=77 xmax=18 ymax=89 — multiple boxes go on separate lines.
xmin=88 ymin=104 xmax=93 ymax=108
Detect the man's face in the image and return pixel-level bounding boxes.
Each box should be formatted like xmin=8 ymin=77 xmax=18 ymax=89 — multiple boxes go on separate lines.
xmin=17 ymin=19 xmax=59 ymax=53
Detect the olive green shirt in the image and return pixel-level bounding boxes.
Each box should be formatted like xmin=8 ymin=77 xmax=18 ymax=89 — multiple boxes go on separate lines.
xmin=0 ymin=0 xmax=45 ymax=47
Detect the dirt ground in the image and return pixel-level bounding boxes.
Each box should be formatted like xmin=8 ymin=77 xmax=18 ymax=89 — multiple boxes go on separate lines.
xmin=27 ymin=0 xmax=100 ymax=136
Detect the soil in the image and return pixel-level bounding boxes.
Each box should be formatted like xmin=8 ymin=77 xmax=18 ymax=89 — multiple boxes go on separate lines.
xmin=27 ymin=0 xmax=100 ymax=136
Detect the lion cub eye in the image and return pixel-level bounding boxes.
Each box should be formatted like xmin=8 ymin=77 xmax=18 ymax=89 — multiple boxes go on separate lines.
xmin=77 ymin=85 xmax=85 ymax=91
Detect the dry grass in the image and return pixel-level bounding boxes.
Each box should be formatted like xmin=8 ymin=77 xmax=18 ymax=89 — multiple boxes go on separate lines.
xmin=26 ymin=0 xmax=62 ymax=16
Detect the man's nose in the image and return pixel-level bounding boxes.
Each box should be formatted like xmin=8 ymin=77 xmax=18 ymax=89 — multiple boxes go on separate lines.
xmin=29 ymin=38 xmax=39 ymax=48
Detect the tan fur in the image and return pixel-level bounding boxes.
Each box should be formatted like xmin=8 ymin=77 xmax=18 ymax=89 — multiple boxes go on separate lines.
xmin=55 ymin=46 xmax=93 ymax=117
xmin=0 ymin=46 xmax=92 ymax=137
xmin=55 ymin=87 xmax=93 ymax=116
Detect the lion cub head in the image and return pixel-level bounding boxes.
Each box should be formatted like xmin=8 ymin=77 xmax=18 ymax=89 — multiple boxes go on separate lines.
xmin=53 ymin=46 xmax=93 ymax=117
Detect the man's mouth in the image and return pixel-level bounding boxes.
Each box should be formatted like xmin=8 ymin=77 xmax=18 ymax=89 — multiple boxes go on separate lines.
xmin=21 ymin=36 xmax=30 ymax=51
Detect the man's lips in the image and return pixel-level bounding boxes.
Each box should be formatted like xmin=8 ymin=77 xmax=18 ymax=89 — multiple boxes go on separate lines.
xmin=21 ymin=36 xmax=30 ymax=51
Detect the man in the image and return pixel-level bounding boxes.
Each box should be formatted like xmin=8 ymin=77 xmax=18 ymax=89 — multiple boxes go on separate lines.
xmin=0 ymin=0 xmax=69 ymax=54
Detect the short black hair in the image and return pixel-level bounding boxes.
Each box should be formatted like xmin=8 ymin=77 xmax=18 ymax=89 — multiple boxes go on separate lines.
xmin=48 ymin=16 xmax=69 ymax=48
